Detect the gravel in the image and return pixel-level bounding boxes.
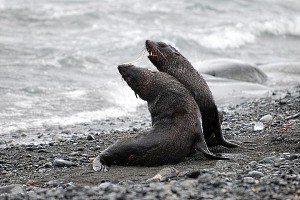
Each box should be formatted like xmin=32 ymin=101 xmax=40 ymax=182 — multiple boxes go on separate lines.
xmin=0 ymin=86 xmax=299 ymax=200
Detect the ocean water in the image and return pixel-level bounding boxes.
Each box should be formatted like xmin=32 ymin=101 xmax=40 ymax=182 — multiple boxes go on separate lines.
xmin=1 ymin=0 xmax=300 ymax=144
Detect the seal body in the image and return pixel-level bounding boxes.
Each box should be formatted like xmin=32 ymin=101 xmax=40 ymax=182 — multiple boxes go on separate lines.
xmin=93 ymin=64 xmax=225 ymax=171
xmin=197 ymin=58 xmax=267 ymax=84
xmin=146 ymin=40 xmax=238 ymax=148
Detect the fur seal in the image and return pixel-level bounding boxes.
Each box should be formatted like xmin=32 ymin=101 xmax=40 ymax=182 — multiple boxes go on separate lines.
xmin=145 ymin=40 xmax=238 ymax=148
xmin=93 ymin=64 xmax=226 ymax=171
xmin=196 ymin=59 xmax=267 ymax=84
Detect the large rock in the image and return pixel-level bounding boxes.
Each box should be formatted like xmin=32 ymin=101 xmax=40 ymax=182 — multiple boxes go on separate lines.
xmin=196 ymin=59 xmax=268 ymax=84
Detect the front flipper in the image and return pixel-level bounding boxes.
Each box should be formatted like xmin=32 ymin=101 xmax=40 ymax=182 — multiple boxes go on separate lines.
xmin=93 ymin=155 xmax=110 ymax=172
xmin=195 ymin=116 xmax=229 ymax=160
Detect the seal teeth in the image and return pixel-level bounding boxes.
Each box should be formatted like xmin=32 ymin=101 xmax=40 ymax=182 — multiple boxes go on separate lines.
xmin=149 ymin=49 xmax=157 ymax=57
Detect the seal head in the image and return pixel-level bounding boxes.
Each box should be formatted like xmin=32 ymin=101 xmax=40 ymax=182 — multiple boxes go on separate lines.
xmin=118 ymin=64 xmax=157 ymax=101
xmin=146 ymin=40 xmax=189 ymax=74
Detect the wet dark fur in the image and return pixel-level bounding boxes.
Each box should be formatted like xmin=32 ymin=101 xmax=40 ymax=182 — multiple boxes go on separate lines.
xmin=98 ymin=64 xmax=221 ymax=168
xmin=146 ymin=40 xmax=238 ymax=148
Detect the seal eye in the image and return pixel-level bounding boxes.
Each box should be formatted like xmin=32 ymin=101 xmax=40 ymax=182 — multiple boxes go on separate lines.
xmin=158 ymin=42 xmax=167 ymax=48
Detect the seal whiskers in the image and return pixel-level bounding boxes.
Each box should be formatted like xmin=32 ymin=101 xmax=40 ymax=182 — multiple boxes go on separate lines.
xmin=123 ymin=48 xmax=147 ymax=65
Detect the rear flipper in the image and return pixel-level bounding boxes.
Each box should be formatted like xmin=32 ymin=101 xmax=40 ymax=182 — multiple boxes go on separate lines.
xmin=195 ymin=116 xmax=229 ymax=160
xmin=195 ymin=140 xmax=229 ymax=160
xmin=93 ymin=155 xmax=110 ymax=172
xmin=219 ymin=138 xmax=240 ymax=148
xmin=215 ymin=120 xmax=239 ymax=148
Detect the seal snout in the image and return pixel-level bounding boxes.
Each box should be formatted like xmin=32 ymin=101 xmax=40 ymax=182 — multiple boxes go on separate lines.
xmin=145 ymin=40 xmax=158 ymax=58
xmin=118 ymin=64 xmax=138 ymax=85
xmin=118 ymin=64 xmax=134 ymax=75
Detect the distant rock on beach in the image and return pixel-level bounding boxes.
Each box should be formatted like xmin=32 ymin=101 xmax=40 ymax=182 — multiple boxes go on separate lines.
xmin=196 ymin=58 xmax=268 ymax=84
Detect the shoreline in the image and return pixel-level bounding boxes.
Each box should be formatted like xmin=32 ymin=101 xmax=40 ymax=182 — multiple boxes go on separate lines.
xmin=0 ymin=86 xmax=299 ymax=199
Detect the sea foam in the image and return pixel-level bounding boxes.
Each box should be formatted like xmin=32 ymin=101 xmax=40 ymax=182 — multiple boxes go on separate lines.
xmin=197 ymin=17 xmax=300 ymax=49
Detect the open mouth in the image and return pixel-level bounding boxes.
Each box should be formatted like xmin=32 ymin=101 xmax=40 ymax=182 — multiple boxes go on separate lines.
xmin=145 ymin=40 xmax=158 ymax=58
xmin=146 ymin=47 xmax=157 ymax=57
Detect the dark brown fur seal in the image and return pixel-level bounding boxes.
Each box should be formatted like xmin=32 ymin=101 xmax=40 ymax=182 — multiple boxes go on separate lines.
xmin=145 ymin=40 xmax=238 ymax=148
xmin=93 ymin=64 xmax=226 ymax=171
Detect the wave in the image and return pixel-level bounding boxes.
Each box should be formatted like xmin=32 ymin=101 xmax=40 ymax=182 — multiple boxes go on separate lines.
xmin=0 ymin=82 xmax=145 ymax=135
xmin=1 ymin=108 xmax=128 ymax=134
xmin=1 ymin=104 xmax=143 ymax=135
xmin=196 ymin=17 xmax=300 ymax=49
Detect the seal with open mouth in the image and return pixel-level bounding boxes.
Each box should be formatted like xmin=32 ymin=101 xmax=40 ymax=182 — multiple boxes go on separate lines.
xmin=146 ymin=40 xmax=238 ymax=148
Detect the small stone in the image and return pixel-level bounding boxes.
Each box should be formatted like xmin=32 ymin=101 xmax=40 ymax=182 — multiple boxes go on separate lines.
xmin=248 ymin=171 xmax=264 ymax=178
xmin=38 ymin=149 xmax=49 ymax=153
xmin=259 ymin=114 xmax=273 ymax=124
xmin=26 ymin=146 xmax=34 ymax=151
xmin=260 ymin=156 xmax=283 ymax=164
xmin=48 ymin=142 xmax=56 ymax=146
xmin=44 ymin=162 xmax=53 ymax=168
xmin=77 ymin=147 xmax=85 ymax=151
xmin=285 ymin=153 xmax=297 ymax=160
xmin=87 ymin=134 xmax=95 ymax=141
xmin=222 ymin=122 xmax=231 ymax=131
xmin=273 ymin=162 xmax=281 ymax=167
xmin=243 ymin=177 xmax=255 ymax=184
xmin=26 ymin=180 xmax=35 ymax=186
xmin=186 ymin=170 xmax=201 ymax=179
xmin=61 ymin=130 xmax=71 ymax=134
xmin=253 ymin=122 xmax=264 ymax=131
xmin=279 ymin=179 xmax=288 ymax=186
xmin=248 ymin=161 xmax=258 ymax=166
xmin=272 ymin=135 xmax=284 ymax=141
xmin=146 ymin=167 xmax=178 ymax=182
xmin=70 ymin=151 xmax=80 ymax=156
xmin=198 ymin=173 xmax=213 ymax=183
xmin=53 ymin=159 xmax=77 ymax=168
xmin=45 ymin=180 xmax=59 ymax=187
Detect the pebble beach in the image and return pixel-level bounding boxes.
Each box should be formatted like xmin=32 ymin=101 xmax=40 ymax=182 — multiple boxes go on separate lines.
xmin=1 ymin=86 xmax=299 ymax=200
